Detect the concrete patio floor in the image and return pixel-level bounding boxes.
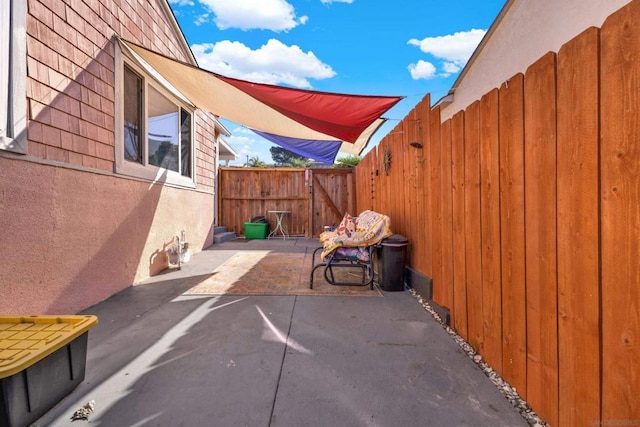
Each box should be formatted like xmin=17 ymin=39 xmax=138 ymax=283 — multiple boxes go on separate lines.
xmin=34 ymin=238 xmax=528 ymax=426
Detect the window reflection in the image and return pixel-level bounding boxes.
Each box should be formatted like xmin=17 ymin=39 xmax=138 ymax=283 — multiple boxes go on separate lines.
xmin=123 ymin=66 xmax=142 ymax=162
xmin=180 ymin=109 xmax=191 ymax=177
xmin=148 ymin=87 xmax=179 ymax=172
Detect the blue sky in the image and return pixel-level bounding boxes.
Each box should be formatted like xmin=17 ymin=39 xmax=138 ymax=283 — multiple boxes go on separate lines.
xmin=168 ymin=0 xmax=506 ymax=166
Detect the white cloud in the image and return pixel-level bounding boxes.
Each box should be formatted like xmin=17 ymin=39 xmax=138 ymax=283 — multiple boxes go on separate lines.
xmin=194 ymin=13 xmax=210 ymax=26
xmin=168 ymin=0 xmax=195 ymax=5
xmin=408 ymin=60 xmax=436 ymax=80
xmin=408 ymin=29 xmax=486 ymax=76
xmin=192 ymin=38 xmax=336 ymax=88
xmin=233 ymin=127 xmax=255 ymax=135
xmin=225 ymin=127 xmax=275 ymax=165
xmin=198 ymin=0 xmax=307 ymax=31
xmin=227 ymin=131 xmax=259 ymax=156
xmin=442 ymin=61 xmax=461 ymax=74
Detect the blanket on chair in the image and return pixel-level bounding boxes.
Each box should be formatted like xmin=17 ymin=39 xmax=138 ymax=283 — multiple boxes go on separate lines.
xmin=320 ymin=210 xmax=393 ymax=259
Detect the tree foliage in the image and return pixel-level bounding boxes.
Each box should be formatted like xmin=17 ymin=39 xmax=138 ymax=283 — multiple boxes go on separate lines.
xmin=270 ymin=146 xmax=308 ymax=166
xmin=333 ymin=155 xmax=361 ymax=168
xmin=247 ymin=156 xmax=266 ymax=167
xmin=287 ymin=158 xmax=312 ymax=168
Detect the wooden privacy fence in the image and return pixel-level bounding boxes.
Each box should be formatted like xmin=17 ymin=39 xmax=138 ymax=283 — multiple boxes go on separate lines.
xmin=354 ymin=3 xmax=639 ymax=426
xmin=218 ymin=167 xmax=355 ymax=237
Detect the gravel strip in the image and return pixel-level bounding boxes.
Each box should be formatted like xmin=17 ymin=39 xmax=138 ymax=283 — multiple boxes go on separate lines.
xmin=409 ymin=289 xmax=548 ymax=426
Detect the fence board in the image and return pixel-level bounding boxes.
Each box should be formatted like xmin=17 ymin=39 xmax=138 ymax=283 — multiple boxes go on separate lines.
xmin=416 ymin=94 xmax=431 ymax=271
xmin=479 ymin=89 xmax=502 ymax=372
xmin=403 ymin=107 xmax=418 ymax=267
xmin=355 ymin=150 xmax=375 ymax=212
xmin=498 ymin=73 xmax=527 ymax=397
xmin=379 ymin=138 xmax=392 ymax=220
xmin=420 ymin=100 xmax=433 ymax=277
xmin=373 ymin=146 xmax=380 ymax=214
xmin=557 ymin=27 xmax=601 ymax=426
xmin=451 ymin=112 xmax=467 ymax=338
xmin=389 ymin=125 xmax=406 ymax=236
xmin=600 ymin=1 xmax=640 ymax=420
xmin=464 ymin=101 xmax=483 ymax=353
xmin=439 ymin=116 xmax=454 ymax=312
xmin=524 ymin=52 xmax=559 ymax=427
xmin=430 ymin=106 xmax=444 ymax=303
xmin=369 ymin=150 xmax=377 ymax=212
xmin=407 ymin=95 xmax=430 ymax=274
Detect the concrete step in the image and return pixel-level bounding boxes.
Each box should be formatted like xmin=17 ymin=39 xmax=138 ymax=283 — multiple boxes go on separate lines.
xmin=213 ymin=226 xmax=228 ymax=235
xmin=214 ymin=231 xmax=236 ymax=244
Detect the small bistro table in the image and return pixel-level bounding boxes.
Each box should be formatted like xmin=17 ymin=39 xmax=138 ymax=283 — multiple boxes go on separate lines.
xmin=267 ymin=210 xmax=291 ymax=239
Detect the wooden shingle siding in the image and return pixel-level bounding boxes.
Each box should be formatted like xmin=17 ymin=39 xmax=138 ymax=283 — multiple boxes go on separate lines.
xmin=25 ymin=0 xmax=216 ymax=190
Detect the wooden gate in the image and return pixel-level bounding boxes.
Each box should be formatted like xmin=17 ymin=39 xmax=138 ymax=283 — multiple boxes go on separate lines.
xmin=307 ymin=168 xmax=355 ymax=236
xmin=218 ymin=167 xmax=355 ymax=238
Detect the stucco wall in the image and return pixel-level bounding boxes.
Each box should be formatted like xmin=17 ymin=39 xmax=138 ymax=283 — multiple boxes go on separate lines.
xmin=440 ymin=0 xmax=632 ymax=121
xmin=0 ymin=0 xmax=220 ymax=314
xmin=0 ymin=157 xmax=215 ymax=314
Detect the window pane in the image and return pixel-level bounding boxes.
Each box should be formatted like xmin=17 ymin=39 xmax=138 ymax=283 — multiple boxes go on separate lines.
xmin=148 ymin=86 xmax=179 ymax=172
xmin=180 ymin=109 xmax=191 ymax=177
xmin=123 ymin=66 xmax=142 ymax=162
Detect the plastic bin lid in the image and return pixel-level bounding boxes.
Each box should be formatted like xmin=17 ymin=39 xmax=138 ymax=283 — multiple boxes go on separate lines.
xmin=381 ymin=234 xmax=409 ymax=246
xmin=0 ymin=315 xmax=98 ymax=378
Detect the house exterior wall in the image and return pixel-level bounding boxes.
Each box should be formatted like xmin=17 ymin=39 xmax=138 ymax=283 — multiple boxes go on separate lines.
xmin=440 ymin=0 xmax=632 ymax=121
xmin=0 ymin=157 xmax=215 ymax=314
xmin=0 ymin=0 xmax=219 ymax=314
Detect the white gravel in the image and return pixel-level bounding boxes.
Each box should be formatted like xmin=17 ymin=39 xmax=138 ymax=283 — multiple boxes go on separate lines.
xmin=410 ymin=289 xmax=549 ymax=427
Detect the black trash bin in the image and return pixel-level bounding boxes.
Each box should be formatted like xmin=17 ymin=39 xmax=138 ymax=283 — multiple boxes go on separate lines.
xmin=250 ymin=215 xmax=267 ymax=224
xmin=376 ymin=234 xmax=409 ymax=291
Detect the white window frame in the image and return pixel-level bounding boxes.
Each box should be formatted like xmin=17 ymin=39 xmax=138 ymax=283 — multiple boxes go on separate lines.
xmin=115 ymin=42 xmax=196 ymax=188
xmin=1 ymin=0 xmax=26 ymax=154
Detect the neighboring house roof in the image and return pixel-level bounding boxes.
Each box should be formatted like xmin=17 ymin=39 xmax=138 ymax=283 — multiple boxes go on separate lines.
xmin=436 ymin=0 xmax=632 ymax=121
xmin=214 ymin=116 xmax=231 ymax=137
xmin=218 ymin=137 xmax=238 ymax=161
xmin=214 ymin=118 xmax=237 ymax=162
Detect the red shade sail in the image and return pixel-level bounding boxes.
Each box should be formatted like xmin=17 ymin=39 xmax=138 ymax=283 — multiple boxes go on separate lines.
xmin=119 ymin=39 xmax=404 ymax=155
xmin=216 ymin=75 xmax=403 ymax=143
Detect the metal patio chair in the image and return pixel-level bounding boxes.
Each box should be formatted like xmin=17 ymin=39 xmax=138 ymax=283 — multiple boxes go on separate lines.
xmin=309 ymin=245 xmax=377 ymax=289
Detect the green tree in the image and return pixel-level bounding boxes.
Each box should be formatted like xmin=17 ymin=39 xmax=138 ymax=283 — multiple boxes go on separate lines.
xmin=287 ymin=158 xmax=314 ymax=168
xmin=247 ymin=156 xmax=266 ymax=167
xmin=333 ymin=155 xmax=361 ymax=168
xmin=270 ymin=146 xmax=308 ymax=166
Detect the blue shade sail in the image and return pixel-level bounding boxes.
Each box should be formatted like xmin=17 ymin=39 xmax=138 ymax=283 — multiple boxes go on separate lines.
xmin=252 ymin=129 xmax=343 ymax=164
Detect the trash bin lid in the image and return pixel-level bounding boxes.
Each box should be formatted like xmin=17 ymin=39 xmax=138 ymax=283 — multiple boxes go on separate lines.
xmin=0 ymin=315 xmax=98 ymax=378
xmin=381 ymin=234 xmax=409 ymax=246
xmin=250 ymin=215 xmax=267 ymax=223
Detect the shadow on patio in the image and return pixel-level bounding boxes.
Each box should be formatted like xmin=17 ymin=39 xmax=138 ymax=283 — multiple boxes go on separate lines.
xmin=35 ymin=238 xmax=529 ymax=426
